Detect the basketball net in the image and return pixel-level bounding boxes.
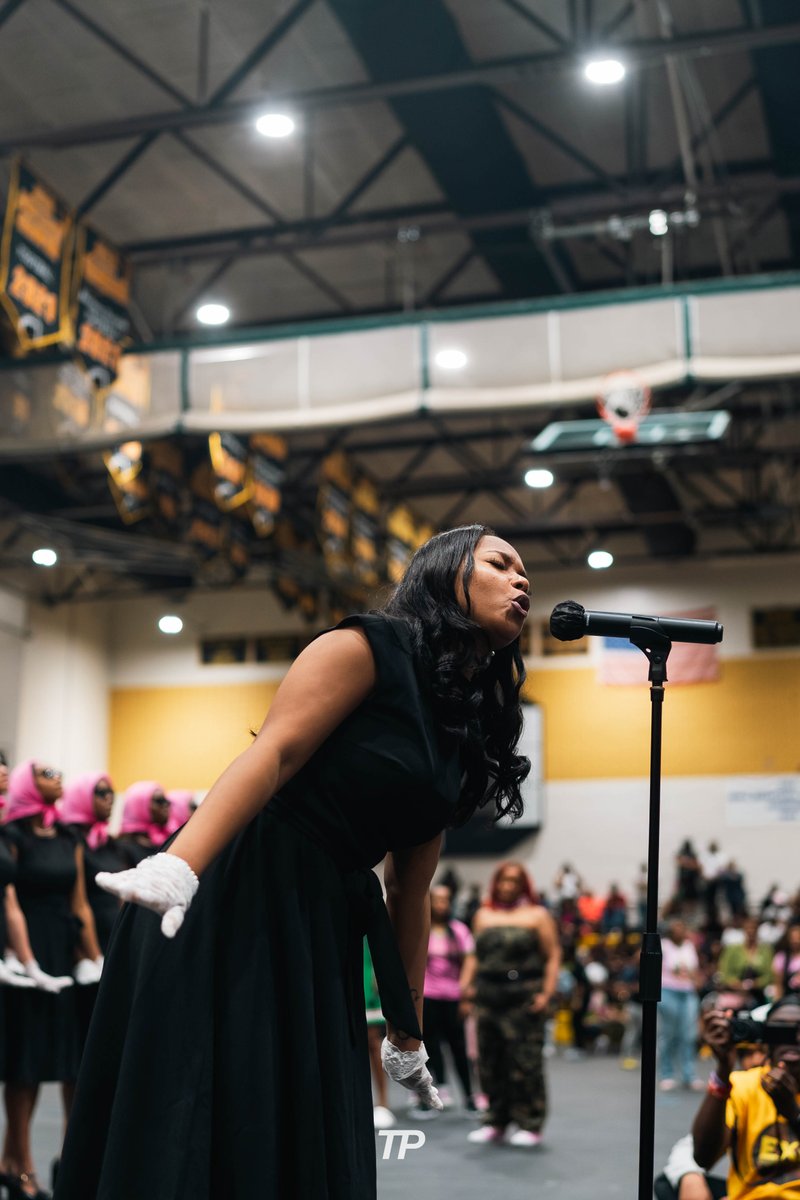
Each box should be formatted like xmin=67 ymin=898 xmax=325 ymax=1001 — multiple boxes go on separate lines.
xmin=597 ymin=370 xmax=651 ymax=444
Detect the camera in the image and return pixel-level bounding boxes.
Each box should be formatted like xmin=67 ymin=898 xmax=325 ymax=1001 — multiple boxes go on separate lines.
xmin=729 ymin=1014 xmax=800 ymax=1047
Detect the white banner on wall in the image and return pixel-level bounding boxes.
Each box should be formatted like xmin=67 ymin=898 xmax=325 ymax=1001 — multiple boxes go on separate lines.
xmin=726 ymin=776 xmax=800 ymax=826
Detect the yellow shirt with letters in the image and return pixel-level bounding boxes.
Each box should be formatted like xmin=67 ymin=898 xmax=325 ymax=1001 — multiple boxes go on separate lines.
xmin=726 ymin=1066 xmax=800 ymax=1199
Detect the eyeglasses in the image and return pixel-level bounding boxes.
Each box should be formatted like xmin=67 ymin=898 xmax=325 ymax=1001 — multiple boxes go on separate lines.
xmin=152 ymin=795 xmax=170 ymax=807
xmin=36 ymin=767 xmax=62 ymax=780
xmin=94 ymin=787 xmax=114 ymax=798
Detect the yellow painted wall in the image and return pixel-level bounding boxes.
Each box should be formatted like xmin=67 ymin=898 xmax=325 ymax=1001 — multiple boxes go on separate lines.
xmin=109 ymin=681 xmax=281 ymax=792
xmin=109 ymin=655 xmax=800 ymax=791
xmin=523 ymin=657 xmax=800 ymax=779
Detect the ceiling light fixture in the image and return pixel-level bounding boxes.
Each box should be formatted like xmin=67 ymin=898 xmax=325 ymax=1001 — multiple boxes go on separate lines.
xmin=32 ymin=547 xmax=58 ymax=567
xmin=158 ymin=615 xmax=183 ymax=635
xmin=524 ymin=468 xmax=555 ymax=489
xmin=434 ymin=348 xmax=468 ymax=370
xmin=196 ymin=303 xmax=230 ymax=326
xmin=255 ymin=112 xmax=295 ymax=138
xmin=648 ymin=209 xmax=669 ymax=236
xmin=584 ymin=58 xmax=626 ymax=85
xmin=587 ymin=550 xmax=614 ymax=570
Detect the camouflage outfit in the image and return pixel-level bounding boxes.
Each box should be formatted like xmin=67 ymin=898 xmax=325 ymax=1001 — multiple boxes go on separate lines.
xmin=474 ymin=925 xmax=547 ymax=1132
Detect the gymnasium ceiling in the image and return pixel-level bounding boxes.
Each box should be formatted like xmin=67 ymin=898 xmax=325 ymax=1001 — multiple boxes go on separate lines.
xmin=1 ymin=0 xmax=800 ymax=602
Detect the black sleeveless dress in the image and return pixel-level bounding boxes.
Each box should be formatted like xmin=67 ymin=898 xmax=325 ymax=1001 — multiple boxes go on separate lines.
xmin=54 ymin=614 xmax=461 ymax=1200
xmin=3 ymin=821 xmax=81 ymax=1084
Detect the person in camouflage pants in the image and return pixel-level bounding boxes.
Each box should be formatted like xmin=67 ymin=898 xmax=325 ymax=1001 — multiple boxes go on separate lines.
xmin=464 ymin=862 xmax=561 ymax=1146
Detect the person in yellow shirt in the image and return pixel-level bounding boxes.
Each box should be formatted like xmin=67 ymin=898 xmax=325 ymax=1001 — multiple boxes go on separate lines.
xmin=693 ymin=994 xmax=800 ymax=1198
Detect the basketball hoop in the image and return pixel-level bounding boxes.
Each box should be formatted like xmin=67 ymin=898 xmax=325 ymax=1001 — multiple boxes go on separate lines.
xmin=597 ymin=370 xmax=651 ymax=444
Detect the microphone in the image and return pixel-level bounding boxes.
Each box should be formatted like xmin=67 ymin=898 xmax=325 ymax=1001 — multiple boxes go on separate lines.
xmin=550 ymin=601 xmax=723 ymax=645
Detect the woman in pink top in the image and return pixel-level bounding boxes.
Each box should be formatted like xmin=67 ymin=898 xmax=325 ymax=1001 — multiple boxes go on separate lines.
xmin=659 ymin=918 xmax=702 ymax=1091
xmin=773 ymin=923 xmax=800 ymax=999
xmin=417 ymin=885 xmax=476 ymax=1112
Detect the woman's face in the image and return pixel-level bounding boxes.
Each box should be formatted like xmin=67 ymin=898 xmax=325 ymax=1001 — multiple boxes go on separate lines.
xmin=430 ymin=886 xmax=452 ymax=921
xmin=457 ymin=535 xmax=529 ymax=650
xmin=0 ymin=761 xmax=8 ymax=794
xmin=93 ymin=779 xmax=115 ymax=822
xmin=788 ymin=926 xmax=800 ymax=952
xmin=150 ymin=790 xmax=170 ymax=826
xmin=744 ymin=917 xmax=759 ymax=943
xmin=669 ymin=920 xmax=686 ymax=944
xmin=33 ymin=763 xmax=63 ymax=804
xmin=495 ymin=867 xmax=526 ymax=906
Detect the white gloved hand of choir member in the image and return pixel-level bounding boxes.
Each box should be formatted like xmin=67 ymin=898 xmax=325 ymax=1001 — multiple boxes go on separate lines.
xmin=0 ymin=957 xmax=36 ymax=988
xmin=380 ymin=1038 xmax=443 ymax=1110
xmin=96 ymin=853 xmax=199 ymax=938
xmin=22 ymin=959 xmax=75 ymax=994
xmin=73 ymin=957 xmax=103 ymax=986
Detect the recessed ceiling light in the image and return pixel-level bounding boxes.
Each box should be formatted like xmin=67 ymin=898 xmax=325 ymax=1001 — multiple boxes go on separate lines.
xmin=158 ymin=614 xmax=183 ymax=635
xmin=255 ymin=112 xmax=295 ymax=138
xmin=32 ymin=547 xmax=58 ymax=567
xmin=524 ymin=468 xmax=555 ymax=489
xmin=587 ymin=550 xmax=614 ymax=570
xmin=584 ymin=58 xmax=626 ymax=85
xmin=196 ymin=303 xmax=230 ymax=326
xmin=435 ymin=347 xmax=468 ymax=370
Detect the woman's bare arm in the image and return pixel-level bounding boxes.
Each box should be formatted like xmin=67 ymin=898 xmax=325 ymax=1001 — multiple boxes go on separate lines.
xmin=167 ymin=628 xmax=377 ymax=877
xmin=71 ymin=844 xmax=102 ymax=960
xmin=384 ymin=832 xmax=443 ymax=1050
xmin=4 ymin=884 xmax=36 ymax=962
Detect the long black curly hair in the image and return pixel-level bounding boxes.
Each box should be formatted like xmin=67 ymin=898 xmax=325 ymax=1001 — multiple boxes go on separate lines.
xmin=382 ymin=524 xmax=530 ymax=828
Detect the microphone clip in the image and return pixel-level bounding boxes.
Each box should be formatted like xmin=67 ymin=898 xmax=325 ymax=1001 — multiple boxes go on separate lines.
xmin=628 ymin=620 xmax=672 ymax=685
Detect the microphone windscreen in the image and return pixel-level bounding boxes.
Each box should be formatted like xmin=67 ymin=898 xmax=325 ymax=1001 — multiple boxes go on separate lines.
xmin=550 ymin=601 xmax=587 ymax=642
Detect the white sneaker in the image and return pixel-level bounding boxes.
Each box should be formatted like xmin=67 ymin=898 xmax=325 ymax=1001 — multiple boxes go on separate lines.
xmin=508 ymin=1130 xmax=542 ymax=1148
xmin=437 ymin=1085 xmax=453 ymax=1109
xmin=467 ymin=1125 xmax=505 ymax=1145
xmin=373 ymin=1106 xmax=396 ymax=1129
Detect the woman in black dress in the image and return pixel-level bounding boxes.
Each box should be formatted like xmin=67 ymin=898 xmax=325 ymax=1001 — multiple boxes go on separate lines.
xmin=59 ymin=773 xmax=128 ymax=1047
xmin=54 ymin=525 xmax=532 ymax=1200
xmin=3 ymin=760 xmax=104 ymax=1200
xmin=115 ymin=782 xmax=170 ymax=866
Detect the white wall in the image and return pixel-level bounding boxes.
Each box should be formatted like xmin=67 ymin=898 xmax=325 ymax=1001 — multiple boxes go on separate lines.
xmin=15 ymin=600 xmax=110 ymax=777
xmin=0 ymin=588 xmax=28 ymax=760
xmin=442 ymin=775 xmax=800 ymax=914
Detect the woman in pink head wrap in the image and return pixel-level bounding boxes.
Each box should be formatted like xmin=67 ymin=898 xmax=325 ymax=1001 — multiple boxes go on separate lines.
xmin=2 ymin=759 xmax=103 ymax=1199
xmin=165 ymin=790 xmax=195 ymax=838
xmin=59 ymin=773 xmax=130 ymax=957
xmin=116 ymin=782 xmax=170 ymax=867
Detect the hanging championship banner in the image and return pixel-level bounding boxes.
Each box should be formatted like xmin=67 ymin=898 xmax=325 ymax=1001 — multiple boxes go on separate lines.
xmin=351 ymin=475 xmax=381 ymax=590
xmin=104 ymin=441 xmax=150 ymax=525
xmin=147 ymin=440 xmax=184 ymax=533
xmin=72 ymin=225 xmax=132 ymax=388
xmin=272 ymin=573 xmax=320 ymax=623
xmin=209 ymin=432 xmax=252 ymax=513
xmin=386 ymin=504 xmax=418 ymax=584
xmin=317 ymin=450 xmax=353 ymax=582
xmin=0 ymin=160 xmax=73 ymax=351
xmin=247 ymin=433 xmax=287 ymax=537
xmin=187 ymin=461 xmax=223 ymax=560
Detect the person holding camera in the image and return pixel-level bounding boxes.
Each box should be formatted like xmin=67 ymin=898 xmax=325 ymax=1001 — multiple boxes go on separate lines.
xmin=692 ymin=993 xmax=800 ymax=1198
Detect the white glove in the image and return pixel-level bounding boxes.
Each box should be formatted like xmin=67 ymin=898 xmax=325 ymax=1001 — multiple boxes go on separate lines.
xmin=96 ymin=853 xmax=199 ymax=938
xmin=73 ymin=957 xmax=103 ymax=986
xmin=23 ymin=959 xmax=75 ymax=994
xmin=380 ymin=1038 xmax=443 ymax=1110
xmin=0 ymin=958 xmax=35 ymax=988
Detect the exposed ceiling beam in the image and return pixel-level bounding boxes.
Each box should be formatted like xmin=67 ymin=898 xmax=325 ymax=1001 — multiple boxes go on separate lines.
xmin=4 ymin=22 xmax=800 ymax=153
xmin=124 ymin=166 xmax=800 ymax=265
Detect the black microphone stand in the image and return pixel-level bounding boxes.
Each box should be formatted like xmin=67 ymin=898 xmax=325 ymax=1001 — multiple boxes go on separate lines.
xmin=628 ymin=621 xmax=672 ymax=1200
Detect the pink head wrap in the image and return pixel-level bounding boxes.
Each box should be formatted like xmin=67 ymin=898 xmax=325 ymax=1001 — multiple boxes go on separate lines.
xmin=165 ymin=790 xmax=194 ymax=837
xmin=59 ymin=772 xmax=113 ymax=850
xmin=120 ymin=781 xmax=169 ymax=847
xmin=6 ymin=759 xmax=60 ymax=827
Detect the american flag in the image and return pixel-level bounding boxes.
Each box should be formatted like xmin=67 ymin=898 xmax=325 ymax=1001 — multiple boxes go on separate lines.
xmin=598 ymin=608 xmax=721 ymax=686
